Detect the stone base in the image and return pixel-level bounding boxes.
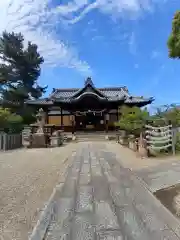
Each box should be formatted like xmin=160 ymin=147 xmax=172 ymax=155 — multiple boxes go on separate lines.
xmin=119 ymin=138 xmax=127 ymax=145
xmin=22 ymin=140 xmax=30 ymax=148
xmin=72 ymin=135 xmax=76 ymax=141
xmin=22 ymin=135 xmax=31 ymax=148
xmin=129 ymin=141 xmax=138 ymax=151
xmin=50 ymin=136 xmax=63 ymax=147
xmin=138 ymin=146 xmax=148 ymax=158
xmin=105 ymin=135 xmax=109 ymax=140
xmin=31 ymin=133 xmax=46 ymax=148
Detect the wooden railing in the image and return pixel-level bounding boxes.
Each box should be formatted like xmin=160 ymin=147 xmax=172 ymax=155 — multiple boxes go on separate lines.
xmin=0 ymin=133 xmax=22 ymax=151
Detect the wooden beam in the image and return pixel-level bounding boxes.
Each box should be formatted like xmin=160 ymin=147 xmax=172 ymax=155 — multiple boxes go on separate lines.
xmin=61 ymin=108 xmax=63 ymax=127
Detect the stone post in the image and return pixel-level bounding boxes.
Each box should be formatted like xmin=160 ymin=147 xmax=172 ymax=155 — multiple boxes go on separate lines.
xmin=105 ymin=113 xmax=109 ymax=140
xmin=70 ymin=115 xmax=76 ymax=140
xmin=138 ymin=132 xmax=148 ymax=158
xmin=31 ymin=108 xmax=46 ymax=148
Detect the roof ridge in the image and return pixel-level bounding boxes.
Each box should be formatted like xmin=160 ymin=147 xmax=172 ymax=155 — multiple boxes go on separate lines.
xmin=54 ymin=88 xmax=79 ymax=91
xmin=52 ymin=86 xmax=128 ymax=91
xmin=99 ymin=87 xmax=127 ymax=90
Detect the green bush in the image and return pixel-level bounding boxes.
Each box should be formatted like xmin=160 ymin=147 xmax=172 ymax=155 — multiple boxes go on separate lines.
xmin=115 ymin=106 xmax=149 ymax=137
xmin=0 ymin=107 xmax=23 ymax=133
xmin=7 ymin=113 xmax=23 ymax=133
xmin=175 ymin=132 xmax=180 ymax=152
xmin=0 ymin=108 xmax=10 ymax=130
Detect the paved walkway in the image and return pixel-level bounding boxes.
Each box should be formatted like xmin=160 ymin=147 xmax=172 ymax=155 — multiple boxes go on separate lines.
xmin=135 ymin=160 xmax=180 ymax=192
xmin=106 ymin=143 xmax=180 ymax=192
xmin=31 ymin=143 xmax=180 ymax=240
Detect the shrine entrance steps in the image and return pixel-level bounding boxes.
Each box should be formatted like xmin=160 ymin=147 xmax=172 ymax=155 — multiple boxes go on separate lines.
xmin=75 ymin=131 xmax=116 ymax=142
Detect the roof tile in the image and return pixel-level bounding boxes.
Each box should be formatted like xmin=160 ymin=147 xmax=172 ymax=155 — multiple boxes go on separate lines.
xmin=50 ymin=87 xmax=130 ymax=100
xmin=25 ymin=99 xmax=54 ymax=105
xmin=26 ymin=86 xmax=154 ymax=106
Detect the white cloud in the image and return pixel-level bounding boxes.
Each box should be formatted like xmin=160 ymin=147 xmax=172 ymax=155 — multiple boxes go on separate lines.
xmin=55 ymin=0 xmax=162 ymax=25
xmin=0 ymin=0 xmax=91 ymax=74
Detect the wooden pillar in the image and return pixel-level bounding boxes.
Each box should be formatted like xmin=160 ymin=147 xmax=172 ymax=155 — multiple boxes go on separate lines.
xmin=116 ymin=107 xmax=119 ymax=121
xmin=70 ymin=115 xmax=75 ymax=134
xmin=43 ymin=107 xmax=48 ymax=124
xmin=61 ymin=108 xmax=63 ymax=128
xmin=105 ymin=113 xmax=109 ymax=133
xmin=72 ymin=117 xmax=74 ymax=134
xmin=46 ymin=111 xmax=49 ymax=124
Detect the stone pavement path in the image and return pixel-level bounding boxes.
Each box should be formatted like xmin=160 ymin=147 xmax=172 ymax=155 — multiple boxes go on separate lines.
xmin=135 ymin=160 xmax=180 ymax=192
xmin=105 ymin=142 xmax=180 ymax=193
xmin=32 ymin=143 xmax=180 ymax=240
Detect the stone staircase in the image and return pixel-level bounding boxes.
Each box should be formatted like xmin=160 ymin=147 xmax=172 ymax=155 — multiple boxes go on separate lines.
xmin=75 ymin=132 xmax=115 ymax=142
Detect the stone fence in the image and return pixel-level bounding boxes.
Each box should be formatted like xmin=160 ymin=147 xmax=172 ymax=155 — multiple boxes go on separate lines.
xmin=0 ymin=133 xmax=22 ymax=151
xmin=116 ymin=131 xmax=147 ymax=157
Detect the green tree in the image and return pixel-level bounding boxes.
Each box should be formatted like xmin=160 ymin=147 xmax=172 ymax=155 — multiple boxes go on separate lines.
xmin=164 ymin=105 xmax=180 ymax=127
xmin=149 ymin=104 xmax=180 ymax=127
xmin=168 ymin=11 xmax=180 ymax=58
xmin=0 ymin=31 xmax=46 ymax=119
xmin=149 ymin=105 xmax=170 ymax=127
xmin=0 ymin=107 xmax=23 ymax=133
xmin=0 ymin=108 xmax=11 ymax=130
xmin=115 ymin=106 xmax=149 ymax=136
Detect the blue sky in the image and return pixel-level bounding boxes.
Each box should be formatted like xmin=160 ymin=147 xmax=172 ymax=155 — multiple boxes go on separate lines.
xmin=1 ymin=0 xmax=180 ymax=110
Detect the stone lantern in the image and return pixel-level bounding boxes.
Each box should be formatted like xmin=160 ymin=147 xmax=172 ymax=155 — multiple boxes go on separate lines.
xmin=36 ymin=108 xmax=46 ymax=134
xmin=31 ymin=108 xmax=46 ymax=148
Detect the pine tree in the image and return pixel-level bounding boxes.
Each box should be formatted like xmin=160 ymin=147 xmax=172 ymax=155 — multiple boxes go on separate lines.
xmin=0 ymin=31 xmax=46 ymax=107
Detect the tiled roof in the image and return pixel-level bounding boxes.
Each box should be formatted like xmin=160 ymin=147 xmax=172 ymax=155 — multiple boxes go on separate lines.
xmin=25 ymin=99 xmax=54 ymax=105
xmin=99 ymin=87 xmax=130 ymax=98
xmin=50 ymin=87 xmax=130 ymax=100
xmin=26 ymin=82 xmax=154 ymax=106
xmin=50 ymin=86 xmax=148 ymax=103
xmin=125 ymin=96 xmax=154 ymax=104
xmin=50 ymin=89 xmax=78 ymax=99
xmin=0 ymin=99 xmax=20 ymax=106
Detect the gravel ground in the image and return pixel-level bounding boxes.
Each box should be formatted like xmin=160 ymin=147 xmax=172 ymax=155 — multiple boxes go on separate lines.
xmin=0 ymin=143 xmax=77 ymax=240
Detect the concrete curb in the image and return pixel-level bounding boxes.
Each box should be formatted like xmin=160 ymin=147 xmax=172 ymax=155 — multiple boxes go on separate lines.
xmin=112 ymin=146 xmax=180 ymax=237
xmin=29 ymin=151 xmax=76 ymax=240
xmin=29 ymin=183 xmax=64 ymax=240
xmin=129 ymin=169 xmax=180 ymax=239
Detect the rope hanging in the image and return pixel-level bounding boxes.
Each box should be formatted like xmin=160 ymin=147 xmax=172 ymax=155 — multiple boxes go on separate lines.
xmin=75 ymin=109 xmax=107 ymax=116
xmin=145 ymin=124 xmax=173 ymax=150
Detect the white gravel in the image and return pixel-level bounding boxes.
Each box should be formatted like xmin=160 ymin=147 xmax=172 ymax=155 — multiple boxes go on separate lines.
xmin=0 ymin=143 xmax=77 ymax=240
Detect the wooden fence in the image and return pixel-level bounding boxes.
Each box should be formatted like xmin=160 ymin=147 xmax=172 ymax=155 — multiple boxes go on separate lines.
xmin=0 ymin=133 xmax=22 ymax=151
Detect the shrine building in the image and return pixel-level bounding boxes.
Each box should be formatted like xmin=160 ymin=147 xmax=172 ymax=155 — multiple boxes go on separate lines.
xmin=26 ymin=78 xmax=154 ymax=132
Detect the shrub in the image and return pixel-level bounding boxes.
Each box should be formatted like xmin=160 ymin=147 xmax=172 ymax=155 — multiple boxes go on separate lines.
xmin=0 ymin=107 xmax=23 ymax=133
xmin=115 ymin=106 xmax=149 ymax=137
xmin=175 ymin=132 xmax=180 ymax=152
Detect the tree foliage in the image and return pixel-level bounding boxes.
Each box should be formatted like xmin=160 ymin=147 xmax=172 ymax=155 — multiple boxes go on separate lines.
xmin=168 ymin=11 xmax=180 ymax=58
xmin=0 ymin=31 xmax=46 ymax=99
xmin=148 ymin=104 xmax=180 ymax=127
xmin=164 ymin=107 xmax=180 ymax=127
xmin=0 ymin=31 xmax=46 ymax=123
xmin=115 ymin=104 xmax=180 ymax=142
xmin=0 ymin=107 xmax=23 ymax=133
xmin=115 ymin=106 xmax=149 ymax=136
